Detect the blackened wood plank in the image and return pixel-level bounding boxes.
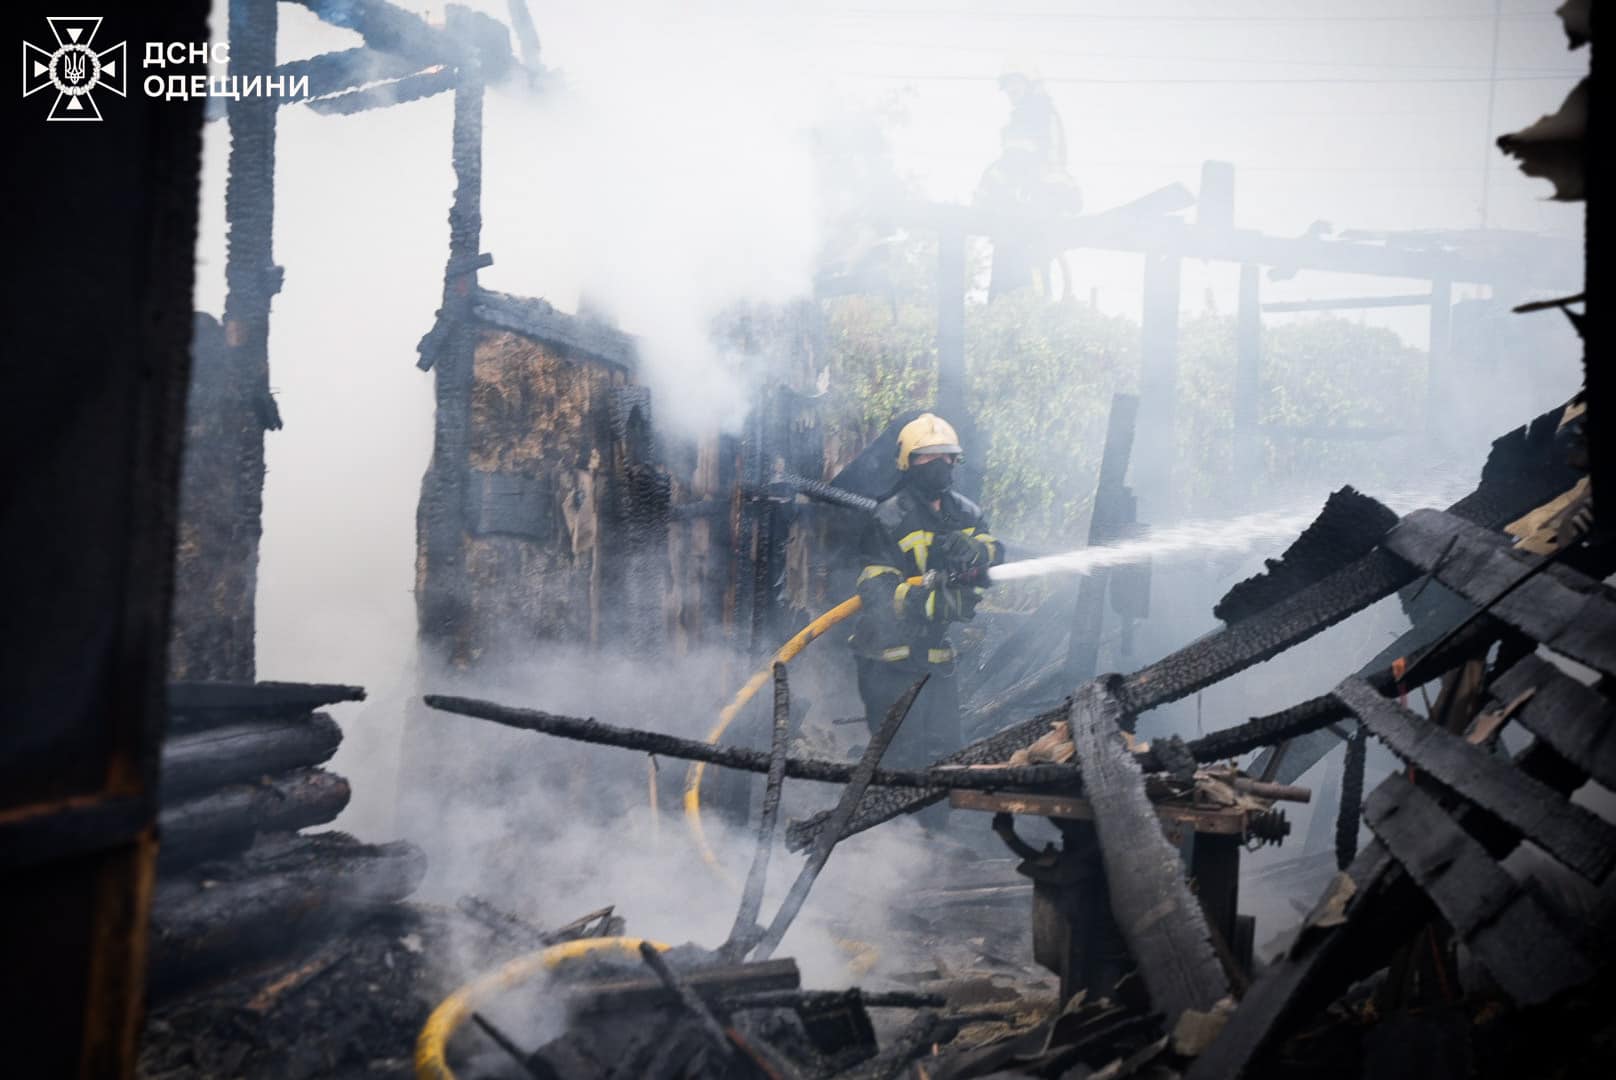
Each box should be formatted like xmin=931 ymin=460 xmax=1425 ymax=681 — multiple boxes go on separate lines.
xmin=167 ymin=680 xmax=365 ymax=721
xmin=1363 ymin=773 xmax=1595 ymax=1005
xmin=1213 ymin=487 xmax=1397 ymax=625
xmin=1117 ymin=550 xmax=1415 ymax=715
xmin=1334 ymin=676 xmax=1616 ymax=882
xmin=1382 ymin=509 xmax=1616 ymax=678
xmin=1068 ymin=681 xmax=1228 ymax=1020
xmin=1489 ymin=654 xmax=1616 ymax=792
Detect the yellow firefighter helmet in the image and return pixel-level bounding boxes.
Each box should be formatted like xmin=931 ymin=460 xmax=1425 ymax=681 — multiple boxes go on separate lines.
xmin=896 ymin=413 xmax=963 ymax=470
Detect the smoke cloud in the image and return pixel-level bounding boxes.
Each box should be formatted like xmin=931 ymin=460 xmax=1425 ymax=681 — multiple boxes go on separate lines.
xmin=181 ymin=0 xmax=1591 ymax=1003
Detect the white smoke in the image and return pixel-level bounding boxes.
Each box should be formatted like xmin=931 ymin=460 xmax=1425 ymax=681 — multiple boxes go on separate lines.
xmin=477 ymin=7 xmax=827 ymax=434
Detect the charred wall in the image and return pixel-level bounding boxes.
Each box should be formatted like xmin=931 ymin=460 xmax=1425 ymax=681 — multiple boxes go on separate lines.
xmin=416 ymin=299 xmax=672 ymax=667
xmin=460 ymin=327 xmax=629 ymax=658
xmin=168 ymin=313 xmax=268 ymax=681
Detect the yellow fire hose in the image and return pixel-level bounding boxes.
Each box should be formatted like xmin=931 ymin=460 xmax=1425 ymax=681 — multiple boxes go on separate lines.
xmin=415 ymin=936 xmax=669 ymax=1080
xmin=681 ymin=577 xmax=925 ymax=878
xmin=419 ymin=580 xmax=937 ymax=1075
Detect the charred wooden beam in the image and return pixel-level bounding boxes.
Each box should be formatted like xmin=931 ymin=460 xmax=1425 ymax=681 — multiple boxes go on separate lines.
xmin=160 ymin=713 xmax=343 ymax=799
xmin=1212 ymin=487 xmax=1397 ymax=625
xmin=424 ymin=693 xmax=1084 ymax=792
xmin=1382 ymin=509 xmax=1616 ymax=679
xmin=775 ymin=473 xmax=878 ymax=514
xmin=1335 ymin=724 xmax=1367 ymax=871
xmin=724 ymin=664 xmax=793 ymax=959
xmin=1177 ymin=695 xmax=1351 ymax=767
xmin=158 ymin=767 xmax=351 ymax=869
xmin=470 ymin=1013 xmax=545 ymax=1080
xmin=636 ymin=943 xmax=738 ymax=1064
xmin=1260 ymin=293 xmax=1435 ymax=313
xmin=166 ymin=680 xmax=364 ymax=730
xmin=902 ymin=200 xmax=1575 ymax=289
xmin=1068 ymin=393 xmax=1140 ymax=683
xmin=753 ymin=678 xmax=923 ymax=962
xmin=1362 ymin=773 xmax=1596 ymax=1005
xmin=570 ymin=958 xmax=801 ymax=1014
xmin=1489 ymin=654 xmax=1616 ymax=791
xmin=1118 ymin=549 xmax=1413 ymax=714
xmin=1334 ymin=676 xmax=1616 ymax=882
xmin=1068 ymin=680 xmax=1228 ymax=1021
xmin=725 ymin=989 xmax=946 ymax=1011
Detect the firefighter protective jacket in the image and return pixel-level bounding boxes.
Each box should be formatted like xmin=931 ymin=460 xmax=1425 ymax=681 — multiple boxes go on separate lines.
xmin=850 ymin=486 xmax=1003 ymax=669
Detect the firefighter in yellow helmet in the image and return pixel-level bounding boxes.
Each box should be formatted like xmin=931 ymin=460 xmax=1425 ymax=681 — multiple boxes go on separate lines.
xmin=849 ymin=414 xmax=1005 ymax=777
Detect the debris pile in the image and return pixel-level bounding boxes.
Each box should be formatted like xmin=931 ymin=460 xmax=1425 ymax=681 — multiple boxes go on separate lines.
xmin=427 ymin=394 xmax=1616 ymax=1078
xmin=148 ymin=682 xmax=426 ymax=1000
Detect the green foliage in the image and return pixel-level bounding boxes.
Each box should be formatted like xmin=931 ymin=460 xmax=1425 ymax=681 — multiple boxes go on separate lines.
xmin=822 ymin=295 xmax=937 ymax=451
xmin=822 ymin=290 xmax=1427 ymax=545
xmin=965 ymin=293 xmax=1139 ymax=542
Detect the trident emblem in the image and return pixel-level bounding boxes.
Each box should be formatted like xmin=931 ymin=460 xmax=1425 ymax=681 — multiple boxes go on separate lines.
xmin=21 ymin=17 xmax=126 ymax=122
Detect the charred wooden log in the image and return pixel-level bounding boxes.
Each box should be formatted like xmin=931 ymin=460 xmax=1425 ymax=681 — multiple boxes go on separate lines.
xmin=148 ymin=833 xmax=426 ymax=999
xmin=160 ymin=713 xmax=343 ymax=799
xmin=157 ymin=767 xmax=351 ymax=869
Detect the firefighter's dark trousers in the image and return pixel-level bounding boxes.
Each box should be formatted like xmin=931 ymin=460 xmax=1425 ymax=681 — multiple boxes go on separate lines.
xmin=855 ymin=657 xmax=963 ymax=771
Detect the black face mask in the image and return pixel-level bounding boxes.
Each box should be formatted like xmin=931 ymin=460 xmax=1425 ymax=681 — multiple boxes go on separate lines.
xmin=909 ymin=457 xmax=954 ymax=497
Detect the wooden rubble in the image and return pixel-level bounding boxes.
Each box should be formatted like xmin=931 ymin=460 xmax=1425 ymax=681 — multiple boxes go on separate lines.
xmin=150 ymin=680 xmax=425 ymax=998
xmin=429 ymin=396 xmax=1616 ymax=1077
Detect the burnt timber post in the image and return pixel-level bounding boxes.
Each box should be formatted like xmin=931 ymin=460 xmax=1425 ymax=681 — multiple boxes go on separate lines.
xmin=1134 ymin=252 xmax=1182 ymax=522
xmin=217 ymin=0 xmax=286 ymax=679
xmin=1234 ymin=263 xmax=1263 ymax=485
xmin=416 ymin=53 xmax=486 ymax=659
xmin=1067 ymin=393 xmax=1139 ymax=683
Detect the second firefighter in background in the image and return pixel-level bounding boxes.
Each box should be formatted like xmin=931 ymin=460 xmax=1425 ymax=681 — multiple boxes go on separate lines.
xmin=850 ymin=414 xmax=1004 ymax=770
